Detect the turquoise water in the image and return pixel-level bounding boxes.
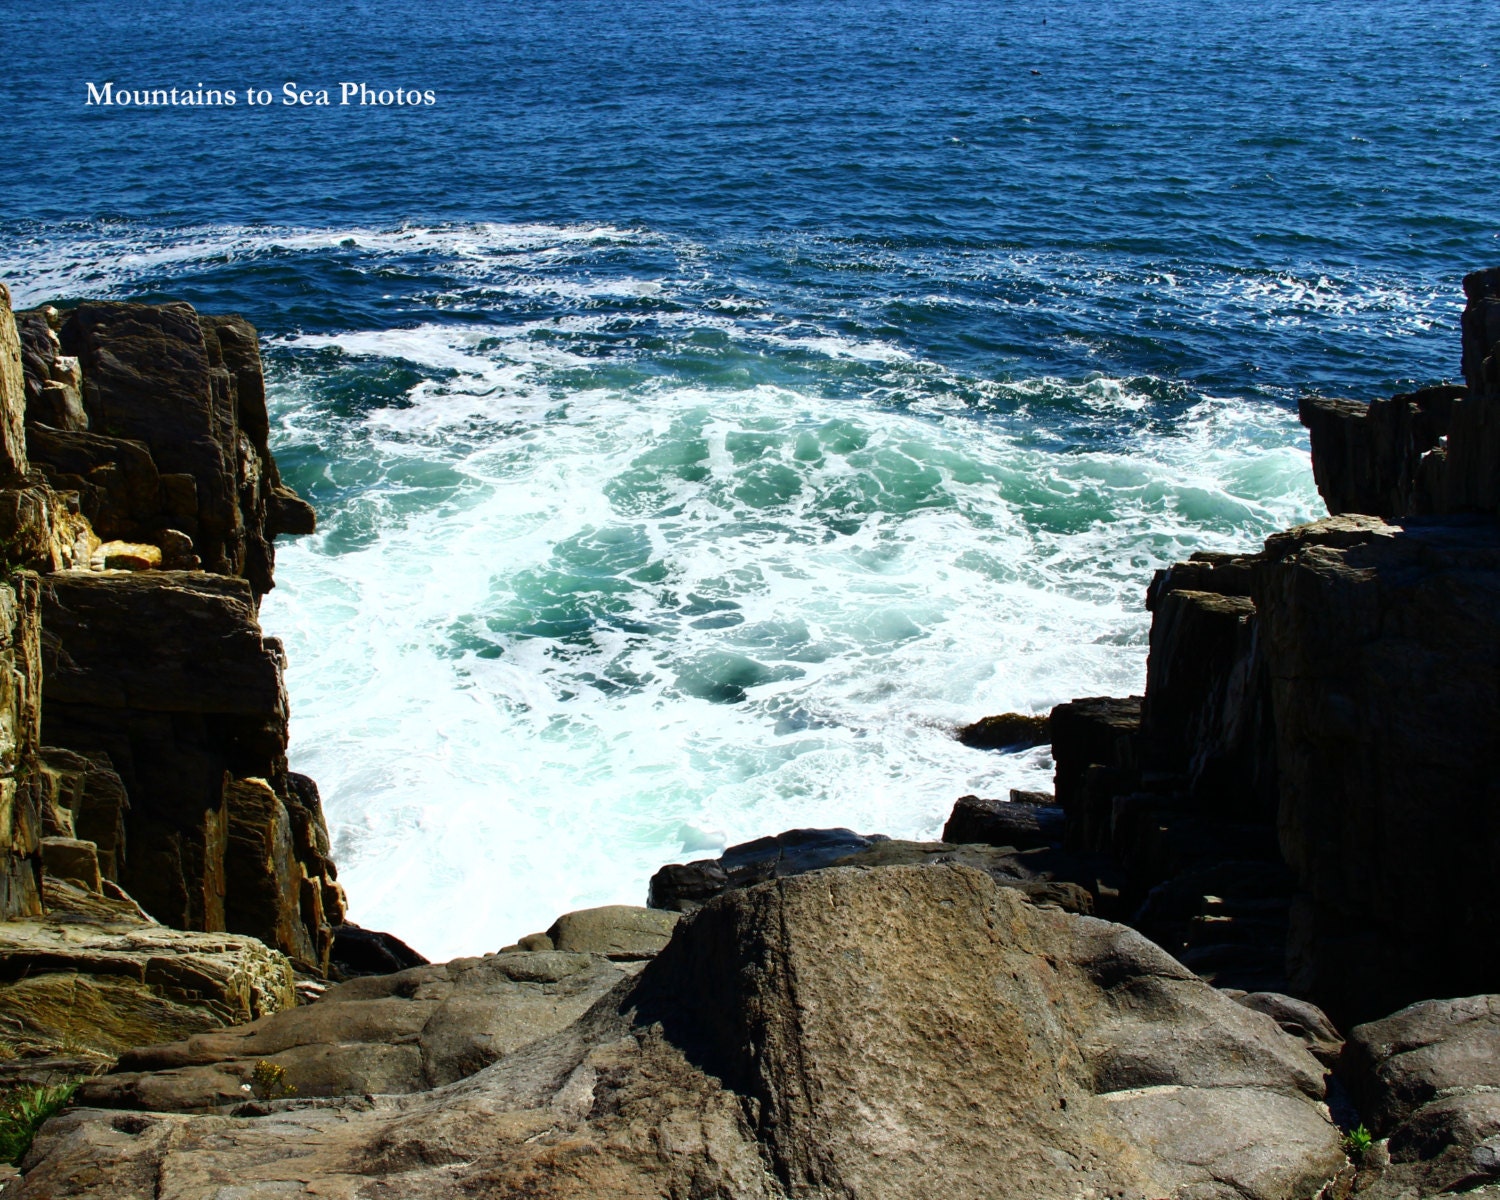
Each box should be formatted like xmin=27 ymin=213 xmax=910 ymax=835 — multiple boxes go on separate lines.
xmin=2 ymin=0 xmax=1493 ymax=955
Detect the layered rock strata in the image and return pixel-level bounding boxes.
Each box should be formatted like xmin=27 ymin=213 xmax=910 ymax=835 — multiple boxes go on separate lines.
xmin=0 ymin=878 xmax=293 ymax=1078
xmin=0 ymin=287 xmax=331 ymax=1072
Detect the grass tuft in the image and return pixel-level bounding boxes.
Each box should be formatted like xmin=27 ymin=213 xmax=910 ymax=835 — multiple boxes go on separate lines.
xmin=0 ymin=1082 xmax=78 ymax=1165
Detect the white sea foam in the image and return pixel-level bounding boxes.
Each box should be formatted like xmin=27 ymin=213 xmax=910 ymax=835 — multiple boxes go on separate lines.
xmin=0 ymin=220 xmax=653 ymax=309
xmin=258 ymin=318 xmax=1322 ymax=960
xmin=0 ymin=220 xmax=1343 ymax=962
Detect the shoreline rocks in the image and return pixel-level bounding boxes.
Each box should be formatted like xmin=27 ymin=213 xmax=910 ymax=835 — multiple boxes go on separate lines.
xmin=5 ymin=268 xmax=1500 ymax=1197
xmin=0 ymin=288 xmax=337 ymax=1088
xmin=15 ymin=867 xmax=1350 ymax=1199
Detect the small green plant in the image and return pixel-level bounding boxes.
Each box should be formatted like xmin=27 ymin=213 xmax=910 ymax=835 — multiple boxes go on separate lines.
xmin=1343 ymin=1124 xmax=1374 ymax=1159
xmin=249 ymin=1060 xmax=297 ymax=1101
xmin=0 ymin=1082 xmax=78 ymax=1165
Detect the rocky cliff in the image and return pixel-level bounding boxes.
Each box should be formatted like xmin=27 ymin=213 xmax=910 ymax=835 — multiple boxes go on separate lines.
xmin=0 ymin=284 xmax=336 ymax=1080
xmin=1027 ymin=269 xmax=1500 ymax=1027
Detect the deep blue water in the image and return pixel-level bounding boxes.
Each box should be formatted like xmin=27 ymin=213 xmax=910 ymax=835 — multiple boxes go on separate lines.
xmin=2 ymin=0 xmax=1497 ymax=954
xmin=5 ymin=0 xmax=1497 ymax=392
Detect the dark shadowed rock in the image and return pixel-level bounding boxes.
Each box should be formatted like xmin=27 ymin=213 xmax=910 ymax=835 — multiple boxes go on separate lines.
xmin=1298 ymin=269 xmax=1500 ymax=522
xmin=1257 ymin=515 xmax=1500 ymax=1021
xmin=648 ymin=826 xmax=879 ymax=910
xmin=60 ymin=303 xmax=240 ymax=574
xmin=1339 ymin=995 xmax=1500 ymax=1198
xmin=38 ymin=302 xmax=314 ymax=598
xmin=941 ymin=793 xmax=1064 ymax=849
xmin=1049 ymin=695 xmax=1141 ymax=850
xmin=649 ymin=827 xmax=1098 ymax=915
xmin=14 ymin=306 xmax=86 ymax=434
xmin=39 ymin=571 xmax=337 ymax=971
xmin=329 ymin=922 xmax=429 ymax=979
xmin=37 ymin=747 xmax=129 ymax=883
xmin=955 ymin=711 xmax=1049 ymax=749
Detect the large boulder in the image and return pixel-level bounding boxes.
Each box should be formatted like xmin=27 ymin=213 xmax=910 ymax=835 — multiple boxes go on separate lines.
xmin=1256 ymin=515 xmax=1500 ymax=1022
xmin=16 ymin=866 xmax=1347 ymax=1199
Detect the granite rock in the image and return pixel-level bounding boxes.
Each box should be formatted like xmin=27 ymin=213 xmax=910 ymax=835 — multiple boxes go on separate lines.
xmin=16 ymin=866 xmax=1347 ymax=1200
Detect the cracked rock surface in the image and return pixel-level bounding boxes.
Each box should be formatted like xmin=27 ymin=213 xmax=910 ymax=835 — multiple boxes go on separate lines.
xmin=18 ymin=865 xmax=1346 ymax=1199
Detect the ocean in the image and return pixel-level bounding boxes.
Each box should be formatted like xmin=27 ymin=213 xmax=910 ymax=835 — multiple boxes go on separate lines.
xmin=2 ymin=0 xmax=1494 ymax=957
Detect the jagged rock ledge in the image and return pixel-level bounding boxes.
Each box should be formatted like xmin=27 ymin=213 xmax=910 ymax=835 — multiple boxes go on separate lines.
xmin=0 ymin=285 xmax=365 ymax=1086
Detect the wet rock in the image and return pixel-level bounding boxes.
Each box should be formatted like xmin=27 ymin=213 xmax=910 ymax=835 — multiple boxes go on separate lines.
xmin=17 ymin=865 xmax=1346 ymax=1200
xmin=955 ymin=711 xmax=1049 ymax=749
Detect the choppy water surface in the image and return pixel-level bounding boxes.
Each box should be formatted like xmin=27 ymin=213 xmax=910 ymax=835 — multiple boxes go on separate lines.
xmin=2 ymin=0 xmax=1495 ymax=955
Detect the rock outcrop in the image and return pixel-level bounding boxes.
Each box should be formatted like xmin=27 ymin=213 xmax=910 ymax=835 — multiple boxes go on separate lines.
xmin=16 ymin=866 xmax=1348 ymax=1200
xmin=0 ymin=291 xmax=332 ymax=1089
xmin=31 ymin=302 xmax=311 ymax=595
xmin=77 ymin=947 xmax=638 ymax=1112
xmin=1297 ymin=266 xmax=1500 ymax=521
xmin=37 ymin=570 xmax=340 ymax=972
xmin=1022 ymin=270 xmax=1500 ymax=1024
xmin=0 ymin=877 xmax=293 ymax=1074
xmin=1339 ymin=995 xmax=1500 ymax=1197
